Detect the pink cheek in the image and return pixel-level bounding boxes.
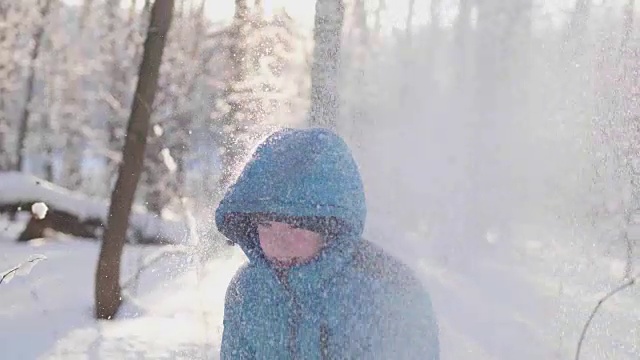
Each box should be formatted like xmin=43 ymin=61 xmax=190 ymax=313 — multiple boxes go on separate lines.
xmin=260 ymin=238 xmax=286 ymax=256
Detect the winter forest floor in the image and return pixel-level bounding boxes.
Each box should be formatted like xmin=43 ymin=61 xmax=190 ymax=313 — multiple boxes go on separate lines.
xmin=1 ymin=215 xmax=639 ymax=360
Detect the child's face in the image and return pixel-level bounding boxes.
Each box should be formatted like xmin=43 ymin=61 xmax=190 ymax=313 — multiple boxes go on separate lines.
xmin=258 ymin=221 xmax=325 ymax=268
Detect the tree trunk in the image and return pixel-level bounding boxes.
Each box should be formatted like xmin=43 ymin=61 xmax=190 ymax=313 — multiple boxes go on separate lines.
xmin=61 ymin=137 xmax=83 ymax=189
xmin=567 ymin=0 xmax=592 ymax=37
xmin=254 ymin=0 xmax=263 ymax=14
xmin=177 ymin=0 xmax=185 ymax=19
xmin=456 ymin=0 xmax=533 ymax=251
xmin=143 ymin=134 xmax=169 ymax=215
xmin=423 ymin=0 xmax=442 ymax=76
xmin=57 ymin=33 xmax=85 ymax=189
xmin=0 ymin=97 xmax=8 ymax=171
xmin=104 ymin=0 xmax=125 ymax=178
xmin=16 ymin=0 xmax=53 ymax=172
xmin=454 ymin=0 xmax=472 ymax=84
xmin=79 ymin=0 xmax=94 ymax=31
xmin=565 ymin=0 xmax=592 ymax=57
xmin=0 ymin=115 xmax=7 ymax=171
xmin=0 ymin=3 xmax=9 ymax=171
xmin=373 ymin=0 xmax=385 ymax=39
xmin=94 ymin=0 xmax=175 ymax=320
xmin=191 ymin=0 xmax=207 ymax=56
xmin=309 ymin=0 xmax=345 ymax=130
xmin=341 ymin=0 xmax=369 ymax=135
xmin=144 ymin=0 xmax=152 ymax=15
xmin=353 ymin=0 xmax=369 ymax=47
xmin=405 ymin=0 xmax=416 ymax=42
xmin=42 ymin=59 xmax=55 ymax=182
xmin=435 ymin=0 xmax=472 ymax=250
xmin=620 ymin=0 xmax=636 ymax=59
xmin=622 ymin=0 xmax=636 ymax=279
xmin=127 ymin=0 xmax=138 ymax=25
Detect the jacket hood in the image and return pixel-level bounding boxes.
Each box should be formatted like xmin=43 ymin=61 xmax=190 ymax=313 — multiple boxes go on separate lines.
xmin=215 ymin=128 xmax=366 ymax=260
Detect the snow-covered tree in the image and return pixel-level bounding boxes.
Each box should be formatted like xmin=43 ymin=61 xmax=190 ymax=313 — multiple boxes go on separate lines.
xmin=214 ymin=1 xmax=305 ymax=191
xmin=15 ymin=0 xmax=55 ymax=173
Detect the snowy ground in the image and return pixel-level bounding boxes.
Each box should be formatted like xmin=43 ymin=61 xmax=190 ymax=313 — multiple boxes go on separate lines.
xmin=1 ymin=215 xmax=639 ymax=359
xmin=1 ymin=215 xmax=243 ymax=360
xmin=365 ymin=219 xmax=640 ymax=360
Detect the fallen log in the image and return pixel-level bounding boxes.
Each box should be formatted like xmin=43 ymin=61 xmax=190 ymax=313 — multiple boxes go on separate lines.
xmin=0 ymin=172 xmax=189 ymax=244
xmin=19 ymin=205 xmax=102 ymax=242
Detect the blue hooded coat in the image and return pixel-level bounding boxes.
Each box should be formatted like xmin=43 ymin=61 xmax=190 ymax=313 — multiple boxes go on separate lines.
xmin=216 ymin=128 xmax=439 ymax=359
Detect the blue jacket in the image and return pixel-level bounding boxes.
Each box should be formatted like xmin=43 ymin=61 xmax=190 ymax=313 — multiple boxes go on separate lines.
xmin=216 ymin=128 xmax=439 ymax=359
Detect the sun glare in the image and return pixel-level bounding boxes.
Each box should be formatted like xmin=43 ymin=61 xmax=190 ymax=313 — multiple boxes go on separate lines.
xmin=59 ymin=0 xmax=572 ymax=36
xmin=58 ymin=0 xmax=428 ymax=32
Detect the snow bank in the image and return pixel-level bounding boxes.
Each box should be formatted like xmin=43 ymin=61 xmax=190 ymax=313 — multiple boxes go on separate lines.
xmin=0 ymin=172 xmax=189 ymax=244
xmin=0 ymin=230 xmax=245 ymax=359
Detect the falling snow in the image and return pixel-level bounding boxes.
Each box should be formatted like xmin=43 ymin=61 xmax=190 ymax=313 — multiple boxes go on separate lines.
xmin=1 ymin=0 xmax=640 ymax=359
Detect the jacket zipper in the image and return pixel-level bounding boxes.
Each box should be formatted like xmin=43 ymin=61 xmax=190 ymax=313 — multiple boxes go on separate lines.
xmin=277 ymin=270 xmax=330 ymax=359
xmin=278 ymin=270 xmax=302 ymax=359
xmin=320 ymin=322 xmax=329 ymax=360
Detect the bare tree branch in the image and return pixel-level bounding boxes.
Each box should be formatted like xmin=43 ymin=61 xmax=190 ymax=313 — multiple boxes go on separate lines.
xmin=575 ymin=274 xmax=638 ymax=360
xmin=1 ymin=255 xmax=47 ymax=285
xmin=0 ymin=266 xmax=19 ymax=285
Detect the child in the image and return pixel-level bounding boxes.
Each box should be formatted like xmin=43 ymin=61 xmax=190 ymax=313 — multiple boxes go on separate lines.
xmin=216 ymin=128 xmax=439 ymax=359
